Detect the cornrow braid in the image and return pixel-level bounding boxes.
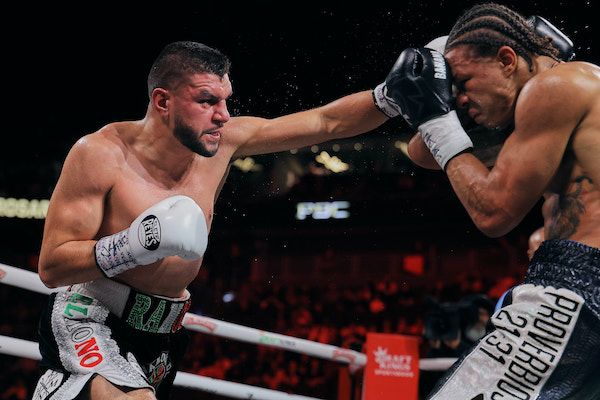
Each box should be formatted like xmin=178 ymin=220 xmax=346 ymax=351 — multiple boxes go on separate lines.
xmin=446 ymin=3 xmax=559 ymax=70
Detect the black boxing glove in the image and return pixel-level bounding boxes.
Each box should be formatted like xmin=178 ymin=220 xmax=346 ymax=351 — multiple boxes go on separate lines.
xmin=528 ymin=15 xmax=575 ymax=61
xmin=386 ymin=47 xmax=453 ymax=129
xmin=387 ymin=47 xmax=473 ymax=169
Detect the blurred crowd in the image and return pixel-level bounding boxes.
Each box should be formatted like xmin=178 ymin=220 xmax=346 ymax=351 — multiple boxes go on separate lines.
xmin=0 ymin=147 xmax=535 ymax=399
xmin=1 ymin=255 xmax=526 ymax=399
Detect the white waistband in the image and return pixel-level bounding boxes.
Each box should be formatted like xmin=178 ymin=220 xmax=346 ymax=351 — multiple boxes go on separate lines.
xmin=70 ymin=278 xmax=190 ymax=319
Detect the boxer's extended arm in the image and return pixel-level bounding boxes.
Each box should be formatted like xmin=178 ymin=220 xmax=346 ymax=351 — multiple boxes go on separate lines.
xmin=231 ymin=90 xmax=388 ymax=158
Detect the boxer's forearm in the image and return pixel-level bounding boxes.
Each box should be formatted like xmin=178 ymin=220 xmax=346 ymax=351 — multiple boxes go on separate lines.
xmin=39 ymin=240 xmax=104 ymax=287
xmin=445 ymin=154 xmax=521 ymax=237
xmin=320 ymin=90 xmax=389 ymax=138
xmin=231 ymin=90 xmax=388 ymax=158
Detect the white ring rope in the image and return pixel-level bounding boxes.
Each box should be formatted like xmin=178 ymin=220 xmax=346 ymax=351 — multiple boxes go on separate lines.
xmin=0 ymin=334 xmax=43 ymax=361
xmin=183 ymin=313 xmax=367 ymax=368
xmin=0 ymin=263 xmax=61 ymax=295
xmin=0 ymin=263 xmax=366 ymax=367
xmin=0 ymin=263 xmax=457 ymax=397
xmin=0 ymin=334 xmax=323 ymax=400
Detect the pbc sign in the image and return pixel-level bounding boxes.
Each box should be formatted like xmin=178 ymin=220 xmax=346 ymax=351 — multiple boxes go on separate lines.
xmin=296 ymin=201 xmax=350 ymax=221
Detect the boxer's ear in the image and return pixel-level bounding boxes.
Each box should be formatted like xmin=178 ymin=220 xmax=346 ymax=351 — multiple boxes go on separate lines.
xmin=151 ymin=88 xmax=169 ymax=114
xmin=497 ymin=46 xmax=518 ymax=75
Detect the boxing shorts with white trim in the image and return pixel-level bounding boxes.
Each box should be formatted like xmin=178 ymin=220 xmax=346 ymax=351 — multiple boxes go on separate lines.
xmin=426 ymin=239 xmax=600 ymax=400
xmin=33 ymin=278 xmax=191 ymax=400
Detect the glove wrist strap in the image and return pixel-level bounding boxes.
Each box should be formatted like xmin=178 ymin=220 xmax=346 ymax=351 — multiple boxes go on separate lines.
xmin=419 ymin=111 xmax=474 ymax=170
xmin=94 ymin=229 xmax=137 ymax=278
xmin=373 ymin=82 xmax=402 ymax=118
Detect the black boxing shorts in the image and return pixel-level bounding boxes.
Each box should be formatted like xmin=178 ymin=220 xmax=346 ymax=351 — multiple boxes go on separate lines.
xmin=33 ymin=278 xmax=190 ymax=400
xmin=427 ymin=239 xmax=600 ymax=400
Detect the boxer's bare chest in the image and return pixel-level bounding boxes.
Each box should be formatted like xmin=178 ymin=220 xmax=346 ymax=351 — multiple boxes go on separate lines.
xmin=97 ymin=151 xmax=233 ymax=295
xmin=99 ymin=152 xmax=231 ymax=238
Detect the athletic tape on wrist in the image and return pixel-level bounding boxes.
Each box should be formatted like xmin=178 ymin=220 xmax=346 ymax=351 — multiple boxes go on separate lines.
xmin=419 ymin=111 xmax=473 ymax=170
xmin=94 ymin=230 xmax=137 ymax=277
xmin=372 ymin=83 xmax=402 ymax=118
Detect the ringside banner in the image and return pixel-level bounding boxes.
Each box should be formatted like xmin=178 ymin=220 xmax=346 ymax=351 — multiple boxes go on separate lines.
xmin=363 ymin=333 xmax=420 ymax=400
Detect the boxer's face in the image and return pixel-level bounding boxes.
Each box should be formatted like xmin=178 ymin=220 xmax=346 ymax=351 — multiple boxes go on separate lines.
xmin=170 ymin=73 xmax=232 ymax=157
xmin=446 ymin=45 xmax=515 ymax=130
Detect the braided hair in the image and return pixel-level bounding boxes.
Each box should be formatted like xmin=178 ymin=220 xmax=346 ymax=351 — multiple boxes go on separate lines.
xmin=446 ymin=3 xmax=559 ymax=70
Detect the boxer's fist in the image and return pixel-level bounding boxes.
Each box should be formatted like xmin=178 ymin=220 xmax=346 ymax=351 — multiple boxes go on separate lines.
xmin=385 ymin=47 xmax=454 ymax=131
xmin=94 ymin=195 xmax=208 ymax=277
xmin=129 ymin=196 xmax=208 ymax=265
xmin=386 ymin=47 xmax=473 ymax=169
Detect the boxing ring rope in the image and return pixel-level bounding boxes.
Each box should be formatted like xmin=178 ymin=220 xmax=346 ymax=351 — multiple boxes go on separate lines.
xmin=0 ymin=263 xmax=456 ymax=398
xmin=0 ymin=335 xmax=322 ymax=400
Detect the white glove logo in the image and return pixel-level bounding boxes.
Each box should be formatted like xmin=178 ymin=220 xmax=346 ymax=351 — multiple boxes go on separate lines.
xmin=138 ymin=215 xmax=161 ymax=250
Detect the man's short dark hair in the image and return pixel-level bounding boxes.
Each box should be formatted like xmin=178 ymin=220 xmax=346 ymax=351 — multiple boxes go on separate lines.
xmin=147 ymin=41 xmax=231 ymax=99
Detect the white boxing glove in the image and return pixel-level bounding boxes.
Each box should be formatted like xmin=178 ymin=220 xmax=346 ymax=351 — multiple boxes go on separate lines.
xmin=425 ymin=35 xmax=449 ymax=54
xmin=94 ymin=195 xmax=208 ymax=277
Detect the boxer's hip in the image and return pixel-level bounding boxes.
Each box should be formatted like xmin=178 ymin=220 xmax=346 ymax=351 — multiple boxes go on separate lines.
xmin=34 ymin=278 xmax=191 ymax=399
xmin=427 ymin=239 xmax=600 ymax=399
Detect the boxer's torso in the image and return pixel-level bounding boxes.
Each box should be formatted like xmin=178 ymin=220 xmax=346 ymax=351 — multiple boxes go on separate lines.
xmin=94 ymin=121 xmax=237 ymax=297
xmin=543 ymin=62 xmax=600 ymax=248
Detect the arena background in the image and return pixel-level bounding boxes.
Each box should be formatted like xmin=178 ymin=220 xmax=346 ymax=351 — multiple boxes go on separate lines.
xmin=1 ymin=1 xmax=597 ymax=398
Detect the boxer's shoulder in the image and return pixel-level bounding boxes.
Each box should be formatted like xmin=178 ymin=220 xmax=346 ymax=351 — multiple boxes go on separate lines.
xmin=517 ymin=63 xmax=595 ymax=114
xmin=559 ymin=60 xmax=600 ymax=75
xmin=223 ymin=116 xmax=265 ymax=139
xmin=566 ymin=62 xmax=600 ymax=94
xmin=68 ymin=124 xmax=131 ymax=172
xmin=527 ymin=61 xmax=599 ymax=94
xmin=222 ymin=115 xmax=274 ymax=157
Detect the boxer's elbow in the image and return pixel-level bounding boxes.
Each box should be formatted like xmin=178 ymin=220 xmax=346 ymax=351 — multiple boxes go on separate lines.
xmin=38 ymin=249 xmax=71 ymax=288
xmin=38 ymin=260 xmax=60 ymax=288
xmin=472 ymin=211 xmax=518 ymax=238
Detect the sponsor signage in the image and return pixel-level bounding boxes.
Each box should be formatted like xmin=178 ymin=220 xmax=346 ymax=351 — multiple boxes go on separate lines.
xmin=363 ymin=333 xmax=420 ymax=400
xmin=296 ymin=201 xmax=350 ymax=221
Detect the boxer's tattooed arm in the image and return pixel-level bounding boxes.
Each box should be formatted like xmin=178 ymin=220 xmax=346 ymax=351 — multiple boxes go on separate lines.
xmin=547 ymin=175 xmax=593 ymax=239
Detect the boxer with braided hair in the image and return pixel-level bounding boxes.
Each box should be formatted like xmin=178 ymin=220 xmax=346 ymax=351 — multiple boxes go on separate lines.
xmin=446 ymin=2 xmax=560 ymax=69
xmin=384 ymin=2 xmax=600 ymax=399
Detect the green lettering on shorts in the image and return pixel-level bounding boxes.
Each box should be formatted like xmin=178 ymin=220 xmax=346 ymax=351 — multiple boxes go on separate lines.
xmin=144 ymin=300 xmax=166 ymax=333
xmin=126 ymin=293 xmax=166 ymax=332
xmin=126 ymin=294 xmax=152 ymax=330
xmin=64 ymin=293 xmax=93 ymax=317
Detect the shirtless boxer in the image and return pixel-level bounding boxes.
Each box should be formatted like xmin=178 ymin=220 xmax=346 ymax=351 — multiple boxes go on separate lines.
xmin=33 ymin=41 xmax=392 ymax=399
xmin=387 ymin=3 xmax=600 ymax=399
